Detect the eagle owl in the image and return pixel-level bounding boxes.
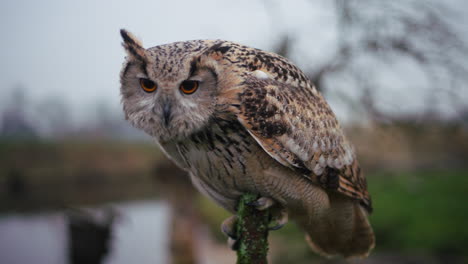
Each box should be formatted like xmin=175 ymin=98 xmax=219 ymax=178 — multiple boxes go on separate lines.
xmin=119 ymin=29 xmax=375 ymax=258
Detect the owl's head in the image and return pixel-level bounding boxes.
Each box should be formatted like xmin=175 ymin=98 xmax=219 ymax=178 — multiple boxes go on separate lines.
xmin=120 ymin=29 xmax=231 ymax=143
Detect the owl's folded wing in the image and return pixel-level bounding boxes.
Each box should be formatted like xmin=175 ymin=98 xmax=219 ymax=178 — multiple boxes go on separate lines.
xmin=232 ymin=76 xmax=372 ymax=212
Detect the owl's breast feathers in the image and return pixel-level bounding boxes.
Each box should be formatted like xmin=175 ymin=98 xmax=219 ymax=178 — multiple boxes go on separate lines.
xmin=203 ymin=42 xmax=372 ymax=212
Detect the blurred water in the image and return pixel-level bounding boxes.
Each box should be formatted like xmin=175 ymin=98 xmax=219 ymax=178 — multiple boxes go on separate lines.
xmin=0 ymin=200 xmax=170 ymax=264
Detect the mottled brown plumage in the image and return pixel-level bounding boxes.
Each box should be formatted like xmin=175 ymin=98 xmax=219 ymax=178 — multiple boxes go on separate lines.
xmin=119 ymin=29 xmax=375 ymax=258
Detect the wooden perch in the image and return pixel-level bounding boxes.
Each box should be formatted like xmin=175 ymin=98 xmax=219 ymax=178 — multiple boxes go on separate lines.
xmin=236 ymin=193 xmax=270 ymax=264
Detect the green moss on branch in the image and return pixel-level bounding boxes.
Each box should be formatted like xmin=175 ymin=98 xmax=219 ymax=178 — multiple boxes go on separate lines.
xmin=236 ymin=193 xmax=270 ymax=264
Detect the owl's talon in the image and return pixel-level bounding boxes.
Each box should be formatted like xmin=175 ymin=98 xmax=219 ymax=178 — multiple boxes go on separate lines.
xmin=221 ymin=215 xmax=238 ymax=240
xmin=228 ymin=237 xmax=240 ymax=251
xmin=269 ymin=209 xmax=288 ymax=231
xmin=222 ymin=216 xmax=240 ymax=251
xmin=247 ymin=197 xmax=275 ymax=211
xmin=269 ymin=223 xmax=285 ymax=231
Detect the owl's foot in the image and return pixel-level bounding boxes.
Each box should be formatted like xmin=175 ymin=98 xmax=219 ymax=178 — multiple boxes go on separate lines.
xmin=221 ymin=215 xmax=240 ymax=250
xmin=227 ymin=237 xmax=239 ymax=251
xmin=248 ymin=197 xmax=288 ymax=230
xmin=221 ymin=215 xmax=237 ymax=239
xmin=247 ymin=197 xmax=275 ymax=210
xmin=221 ymin=197 xmax=289 ymax=250
xmin=269 ymin=208 xmax=288 ymax=231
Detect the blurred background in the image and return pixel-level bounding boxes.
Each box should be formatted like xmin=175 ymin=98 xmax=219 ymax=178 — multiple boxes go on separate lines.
xmin=0 ymin=0 xmax=467 ymax=263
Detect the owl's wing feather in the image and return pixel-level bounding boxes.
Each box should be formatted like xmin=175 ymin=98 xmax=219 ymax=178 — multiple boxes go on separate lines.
xmin=233 ymin=75 xmax=372 ymax=212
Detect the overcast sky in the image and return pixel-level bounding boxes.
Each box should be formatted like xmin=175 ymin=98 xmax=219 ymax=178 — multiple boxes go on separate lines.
xmin=0 ymin=0 xmax=466 ymax=126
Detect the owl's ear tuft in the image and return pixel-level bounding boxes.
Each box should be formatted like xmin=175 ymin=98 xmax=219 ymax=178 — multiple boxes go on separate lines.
xmin=209 ymin=43 xmax=231 ymax=54
xmin=120 ymin=29 xmax=147 ymax=63
xmin=206 ymin=43 xmax=232 ymax=61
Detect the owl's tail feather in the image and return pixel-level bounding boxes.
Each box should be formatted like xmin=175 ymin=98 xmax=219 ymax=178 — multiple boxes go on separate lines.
xmin=298 ymin=194 xmax=375 ymax=259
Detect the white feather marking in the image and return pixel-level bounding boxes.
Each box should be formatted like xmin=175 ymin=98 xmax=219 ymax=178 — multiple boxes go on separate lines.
xmin=342 ymin=152 xmax=349 ymax=165
xmin=251 ymin=70 xmax=270 ymax=80
xmin=313 ymin=163 xmax=324 ymax=175
xmin=343 ymin=150 xmax=353 ymax=165
xmin=318 ymin=155 xmax=326 ymax=167
xmin=320 ymin=140 xmax=327 ymax=152
xmin=182 ymin=99 xmax=198 ymax=108
xmin=312 ymin=141 xmax=319 ymax=152
xmin=137 ymin=97 xmax=154 ymax=108
xmin=324 ymin=138 xmax=331 ymax=150
xmin=334 ymin=158 xmax=343 ymax=169
xmin=284 ymin=138 xmax=309 ymax=161
xmin=136 ymin=73 xmax=148 ymax=78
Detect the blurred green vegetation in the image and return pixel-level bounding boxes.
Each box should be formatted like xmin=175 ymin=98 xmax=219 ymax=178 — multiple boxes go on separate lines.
xmin=369 ymin=170 xmax=468 ymax=255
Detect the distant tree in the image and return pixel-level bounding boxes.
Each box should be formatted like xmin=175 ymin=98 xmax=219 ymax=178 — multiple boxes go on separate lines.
xmin=92 ymin=101 xmax=126 ymax=138
xmin=0 ymin=87 xmax=37 ymax=139
xmin=267 ymin=0 xmax=468 ymax=122
xmin=35 ymin=97 xmax=72 ymax=138
xmin=86 ymin=100 xmax=142 ymax=139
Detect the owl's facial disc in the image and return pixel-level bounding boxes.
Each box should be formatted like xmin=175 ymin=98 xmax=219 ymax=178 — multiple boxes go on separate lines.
xmin=160 ymin=80 xmax=199 ymax=127
xmin=167 ymin=67 xmax=218 ymax=139
xmin=120 ymin=34 xmax=221 ymax=143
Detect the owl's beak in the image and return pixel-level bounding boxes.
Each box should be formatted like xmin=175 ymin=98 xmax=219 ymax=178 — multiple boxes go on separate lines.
xmin=162 ymin=102 xmax=172 ymax=127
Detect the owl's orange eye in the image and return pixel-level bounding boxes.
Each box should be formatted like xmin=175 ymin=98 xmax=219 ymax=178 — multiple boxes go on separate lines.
xmin=180 ymin=80 xmax=199 ymax=94
xmin=139 ymin=78 xmax=157 ymax=93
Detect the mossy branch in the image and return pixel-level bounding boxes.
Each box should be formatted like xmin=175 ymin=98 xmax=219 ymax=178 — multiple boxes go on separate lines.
xmin=236 ymin=193 xmax=270 ymax=264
